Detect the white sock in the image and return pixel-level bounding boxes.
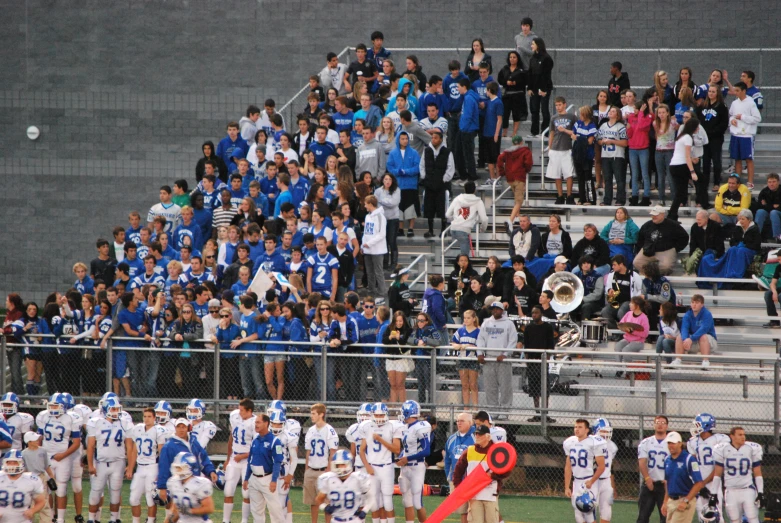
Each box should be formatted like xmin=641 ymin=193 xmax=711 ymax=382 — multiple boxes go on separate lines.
xmin=286 ymin=512 xmax=293 ymax=523
xmin=241 ymin=501 xmax=251 ymax=523
xmin=97 ymin=508 xmax=104 ymax=522
xmin=57 ymin=517 xmax=64 ymax=523
xmin=373 ymin=519 xmax=381 ymax=523
xmin=223 ymin=502 xmax=233 ymax=523
xmin=133 ymin=517 xmax=140 ymax=523
xmin=387 ymin=518 xmax=395 ymax=523
xmin=165 ymin=509 xmax=171 ymax=518
xmin=111 ymin=511 xmax=119 ymax=522
xmin=147 ymin=518 xmax=155 ymax=523
xmin=89 ymin=513 xmax=98 ymax=522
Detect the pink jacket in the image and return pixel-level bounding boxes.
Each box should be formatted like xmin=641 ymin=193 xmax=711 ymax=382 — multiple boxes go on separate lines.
xmin=626 ymin=111 xmax=653 ymax=150
xmin=620 ymin=310 xmax=649 ymax=342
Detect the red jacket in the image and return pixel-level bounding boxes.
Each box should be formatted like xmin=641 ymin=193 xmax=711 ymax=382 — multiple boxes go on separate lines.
xmin=626 ymin=111 xmax=653 ymax=150
xmin=497 ymin=145 xmax=533 ymax=183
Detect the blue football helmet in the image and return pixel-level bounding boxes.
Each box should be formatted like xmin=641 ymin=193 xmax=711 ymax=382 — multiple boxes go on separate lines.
xmin=0 ymin=393 xmax=19 ymax=416
xmin=575 ymin=488 xmax=596 ymax=513
xmin=592 ymin=418 xmax=613 ymax=441
xmin=171 ymin=452 xmax=199 ymax=479
xmin=371 ymin=403 xmax=388 ymax=426
xmin=2 ymin=450 xmax=24 ymax=475
xmin=47 ymin=393 xmax=66 ymax=417
xmin=214 ymin=468 xmax=226 ymax=491
xmin=102 ymin=396 xmax=122 ymax=421
xmin=61 ymin=392 xmax=74 ymax=411
xmin=356 ymin=403 xmax=372 ymax=423
xmin=331 ymin=449 xmax=353 ymax=478
xmin=691 ymin=413 xmax=716 ymax=437
xmin=269 ymin=410 xmax=286 ymax=435
xmin=401 ymin=400 xmax=420 ymax=421
xmin=98 ymin=391 xmax=118 ymax=410
xmin=186 ymin=398 xmax=206 ymax=421
xmin=154 ymin=401 xmax=173 ymax=425
xmin=267 ymin=400 xmax=287 ymax=417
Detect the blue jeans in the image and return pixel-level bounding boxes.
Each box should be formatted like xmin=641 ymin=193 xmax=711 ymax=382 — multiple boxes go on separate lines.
xmin=601 ymin=157 xmax=626 ymax=205
xmin=239 ymin=355 xmax=265 ymax=399
xmin=452 ymin=230 xmax=470 ymax=255
xmin=655 ymin=150 xmax=675 ymax=202
xmin=142 ymin=351 xmax=161 ymax=398
xmin=655 ymin=337 xmax=676 ymax=363
xmin=313 ymin=354 xmax=336 ymax=401
xmin=629 ymin=148 xmax=650 ymax=198
xmin=755 ymin=209 xmax=781 ymax=238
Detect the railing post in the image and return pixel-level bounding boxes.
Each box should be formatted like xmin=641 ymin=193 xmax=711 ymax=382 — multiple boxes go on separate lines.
xmin=106 ymin=339 xmax=113 ymax=392
xmin=491 ymin=181 xmax=497 ymax=240
xmin=449 ymin=404 xmax=455 ymax=434
xmin=320 ymin=345 xmax=327 ymax=402
xmin=0 ymin=336 xmax=6 ymax=394
xmin=655 ymin=356 xmax=663 ymax=414
xmin=475 ymin=221 xmax=480 ymax=256
xmin=774 ymin=360 xmax=780 ymax=445
xmin=429 ymin=350 xmax=437 ymax=407
xmin=540 ymin=351 xmax=548 ymax=428
xmin=424 ymin=258 xmax=428 ymax=290
xmin=213 ymin=345 xmax=221 ymax=421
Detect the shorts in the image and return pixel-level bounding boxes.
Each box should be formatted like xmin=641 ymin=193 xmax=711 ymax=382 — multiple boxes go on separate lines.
xmin=509 ymin=180 xmax=526 ymax=205
xmin=386 ymin=357 xmax=415 ymax=373
xmin=545 ymin=149 xmax=575 ymax=180
xmin=481 ymin=136 xmax=501 ymax=164
xmin=113 ymin=350 xmax=127 ymax=379
xmin=729 ymin=135 xmax=754 ymax=161
xmin=456 ymin=359 xmax=480 ymax=371
xmin=264 ymin=353 xmax=287 ymax=364
xmin=400 ymin=189 xmax=420 ymax=220
xmin=689 ymin=334 xmax=718 ymax=353
xmin=24 ymin=353 xmax=42 ymax=361
xmin=303 ymin=467 xmax=324 ymax=505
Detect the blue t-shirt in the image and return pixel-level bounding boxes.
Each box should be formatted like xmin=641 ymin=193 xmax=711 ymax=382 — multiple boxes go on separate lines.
xmin=274 ymin=190 xmax=294 ymax=218
xmin=230 ymin=188 xmax=248 ymax=208
xmin=306 ymin=252 xmax=339 ymax=295
xmin=116 ymin=307 xmax=146 ymax=347
xmin=333 ymin=110 xmax=355 ymax=133
xmin=664 ymin=451 xmax=703 ymax=497
xmin=260 ymin=176 xmax=279 ymax=199
xmin=354 ymin=314 xmax=380 ymax=352
xmin=310 ymin=142 xmax=336 ymax=168
xmin=482 ymin=97 xmax=504 ymax=137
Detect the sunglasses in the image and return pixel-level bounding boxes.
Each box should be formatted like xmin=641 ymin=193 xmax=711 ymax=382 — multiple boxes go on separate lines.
xmin=220 ymin=315 xmax=231 ymax=319
xmin=205 ymin=255 xmax=215 ymax=259
xmin=363 ymin=304 xmax=374 ymax=309
xmin=417 ymin=319 xmax=426 ymax=323
xmin=182 ymin=311 xmax=193 ymax=315
xmin=320 ymin=307 xmax=331 ymax=311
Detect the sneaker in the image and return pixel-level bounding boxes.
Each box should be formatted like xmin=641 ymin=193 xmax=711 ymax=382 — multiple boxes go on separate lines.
xmin=554 ymin=196 xmax=565 ymax=205
xmin=763 ymin=322 xmax=781 ymax=329
xmin=628 ymin=196 xmax=639 ymax=206
xmin=406 ymin=229 xmax=414 ymax=238
xmin=397 ymin=229 xmax=404 ymax=237
xmin=495 ymin=414 xmax=509 ymax=421
xmin=669 ymin=358 xmax=683 ymax=367
xmin=701 ymin=360 xmax=710 ymax=369
xmin=424 ymin=231 xmax=436 ymax=240
xmin=640 ymin=197 xmax=652 ymax=206
xmin=565 ymin=196 xmax=576 ymax=205
xmin=482 ymin=179 xmax=494 ymax=186
xmin=76 ymin=517 xmax=85 ymax=523
xmin=544 ymin=417 xmax=557 ymax=423
xmin=527 ymin=415 xmax=542 ymax=422
xmin=753 ymin=274 xmax=771 ymax=291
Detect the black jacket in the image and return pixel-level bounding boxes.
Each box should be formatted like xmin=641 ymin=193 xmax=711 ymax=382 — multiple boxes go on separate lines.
xmin=459 ymin=288 xmax=489 ymax=317
xmin=528 ymin=53 xmax=554 ymax=93
xmin=382 ymin=324 xmax=413 ymax=357
xmin=572 ymin=236 xmax=611 ymax=267
xmin=388 ymin=282 xmax=414 ymax=317
xmin=689 ymin=220 xmax=724 ymax=258
xmin=448 ymin=267 xmax=478 ymax=297
xmin=328 ymin=245 xmax=355 ymax=288
xmin=607 ymin=73 xmax=630 ymax=107
xmin=481 ymin=268 xmax=505 ymax=297
xmin=757 ymin=186 xmax=781 ymax=213
xmin=502 ymin=267 xmax=537 ymax=302
xmin=195 ymin=141 xmax=229 ymax=183
xmin=636 ymin=219 xmax=689 ymax=256
xmin=731 ymin=223 xmax=761 ymax=252
xmin=498 ymin=64 xmax=526 ymax=94
xmin=538 ymin=230 xmax=573 ymax=259
xmin=293 ymin=131 xmax=314 ymax=154
xmin=697 ymin=101 xmax=729 ymax=139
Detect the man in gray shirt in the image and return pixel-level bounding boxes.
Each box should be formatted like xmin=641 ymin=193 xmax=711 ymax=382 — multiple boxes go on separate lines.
xmin=355 ymin=127 xmax=387 ymax=182
xmin=514 ymin=17 xmax=537 ymax=65
xmin=400 ymin=110 xmax=433 ymax=158
xmin=545 ymin=96 xmax=578 ymax=205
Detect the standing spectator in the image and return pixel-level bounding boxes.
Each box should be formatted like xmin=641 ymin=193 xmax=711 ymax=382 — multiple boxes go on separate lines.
xmin=375 ymin=174 xmax=401 ymax=267
xmin=668 ymin=118 xmax=700 ymax=222
xmin=451 ymin=310 xmax=481 ymax=407
xmin=217 ymin=122 xmax=248 ymax=173
xmin=344 ymin=43 xmax=378 ymax=92
xmin=318 ymin=52 xmax=349 ymax=94
xmin=672 ymin=67 xmax=700 ymax=100
xmin=592 ymin=90 xmax=611 ymax=190
xmin=387 ymin=131 xmax=421 ymax=237
xmin=196 ymin=141 xmax=229 ymax=183
xmin=239 ymin=105 xmax=261 ymax=146
xmin=681 ymin=110 xmax=711 ymax=209
xmin=355 ymin=127 xmax=386 ymax=181
xmin=148 ymin=186 xmax=182 ymax=234
xmin=372 ymin=305 xmax=391 ymax=402
xmin=729 ymin=81 xmax=762 ymax=188
xmin=213 ymin=307 xmax=242 ymax=399
xmin=755 ymin=172 xmax=781 ymax=240
xmin=709 ymin=173 xmax=751 ymax=225
xmin=383 ymin=311 xmax=413 ymax=403
xmin=465 ymin=39 xmax=491 ymax=83
xmin=523 ymin=306 xmax=554 ymax=422
xmin=514 ymin=17 xmax=536 ymax=68
xmin=482 ymin=82 xmax=504 ymax=182
xmin=637 ymin=416 xmax=671 ymax=523
xmin=526 ymin=37 xmax=553 ymax=139
xmin=498 ymin=51 xmax=527 ymax=137
xmin=627 ymin=100 xmax=654 ymax=206
xmin=698 ymin=84 xmax=729 ymax=192
xmin=444 ymin=61 xmax=468 ymax=180
xmin=499 ymin=136 xmax=533 ymax=230
xmin=572 ymin=105 xmax=597 ymax=206
xmin=597 ymin=106 xmax=628 ymax=206
xmin=444 ymin=412 xmax=475 ymax=523
xmin=2 ymin=293 xmax=25 ymax=395
xmin=476 ymin=302 xmax=516 ymax=412
xmin=653 ymin=70 xmax=677 ymax=109
xmin=457 ymin=78 xmax=480 ymax=182
xmin=672 ymin=294 xmax=716 ymax=368
xmin=653 ymin=104 xmax=679 ymax=206
xmin=634 ymin=206 xmax=689 ymax=275
xmin=367 ymin=31 xmax=391 ymax=72
xmin=409 ymin=312 xmax=441 ymax=405
xmin=421 ymin=129 xmax=456 ymax=239
xmin=546 ymin=96 xmax=577 ymax=204
xmin=607 ymin=61 xmax=631 ymax=107
xmin=404 ymin=55 xmax=427 ymax=90
xmin=661 ymin=432 xmax=704 ymax=523
xmin=600 ymin=207 xmax=639 ymax=265
xmin=446 ymin=181 xmax=488 ymax=256
xmin=614 ymin=296 xmax=650 ymax=364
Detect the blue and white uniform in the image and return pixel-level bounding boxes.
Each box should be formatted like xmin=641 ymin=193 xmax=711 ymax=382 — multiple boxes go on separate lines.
xmin=399 ymin=420 xmax=431 ymax=511
xmin=687 ymin=432 xmax=729 ymax=518
xmin=319 ymin=470 xmax=375 ymax=523
xmin=563 ymin=435 xmax=606 ymax=523
xmin=714 ymin=441 xmax=763 ymax=523
xmin=0 ymin=470 xmax=45 ymax=523
xmin=190 ymin=420 xmax=219 ymax=451
xmin=358 ymin=417 xmax=403 ymax=513
xmin=86 ymin=413 xmax=134 ymax=506
xmin=35 ymin=408 xmax=80 ymax=497
xmin=306 ymin=252 xmax=339 ymax=297
xmin=128 ymin=423 xmax=168 ymax=508
xmin=167 ymin=475 xmax=214 ymax=523
xmin=223 ymin=410 xmax=256 ymax=499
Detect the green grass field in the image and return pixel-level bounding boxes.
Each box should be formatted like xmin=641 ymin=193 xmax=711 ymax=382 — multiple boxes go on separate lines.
xmin=51 ymin=481 xmax=652 ymax=523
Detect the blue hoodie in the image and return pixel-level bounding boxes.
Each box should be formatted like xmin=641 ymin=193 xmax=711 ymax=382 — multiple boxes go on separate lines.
xmin=386 ymin=131 xmax=421 ymax=191
xmin=459 ymin=90 xmax=480 ymax=133
xmin=385 ymin=78 xmax=419 ymax=116
xmin=421 ymin=287 xmax=448 ymax=330
xmin=445 ymin=424 xmax=476 ymax=481
xmin=172 ymin=221 xmax=204 ymax=251
xmin=443 ymin=72 xmax=468 ymax=114
xmin=681 ymin=307 xmax=716 ymax=342
xmin=157 ymin=433 xmax=216 ymax=490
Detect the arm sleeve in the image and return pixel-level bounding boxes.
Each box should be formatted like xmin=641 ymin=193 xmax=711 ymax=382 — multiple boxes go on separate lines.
xmin=157 ymin=447 xmax=171 ymax=489
xmin=443 ymin=152 xmax=455 ymax=182
xmin=742 ymin=104 xmax=762 ymax=125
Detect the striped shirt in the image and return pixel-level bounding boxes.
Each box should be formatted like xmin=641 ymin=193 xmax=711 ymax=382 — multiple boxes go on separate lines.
xmin=212 ymin=206 xmax=238 ymax=230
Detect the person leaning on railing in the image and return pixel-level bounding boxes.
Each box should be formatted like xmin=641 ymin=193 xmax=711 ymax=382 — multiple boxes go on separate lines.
xmin=213 ymin=307 xmax=242 ymax=400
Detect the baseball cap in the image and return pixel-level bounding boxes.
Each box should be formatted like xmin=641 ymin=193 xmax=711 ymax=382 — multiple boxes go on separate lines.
xmin=221 ymin=290 xmax=235 ymax=304
xmin=514 ymin=271 xmax=527 ymax=280
xmin=490 ymin=301 xmax=505 ymax=310
xmin=475 ymin=425 xmax=491 ymax=436
xmin=24 ymin=432 xmax=41 ymax=444
xmin=174 ymin=418 xmax=191 ymax=427
xmin=728 ymin=173 xmax=740 ymax=180
xmin=649 ymin=205 xmax=666 ymax=216
xmin=208 ymin=299 xmax=221 ymax=309
xmin=512 ymin=135 xmax=523 ymax=145
xmin=554 ymin=255 xmax=568 ymax=265
xmin=664 ymin=431 xmax=682 ymax=444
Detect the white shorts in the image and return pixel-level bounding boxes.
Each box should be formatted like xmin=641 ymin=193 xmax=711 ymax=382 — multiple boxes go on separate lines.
xmin=386 ymin=358 xmax=415 ymax=373
xmin=596 ymin=477 xmax=613 ymax=521
xmin=400 ymin=462 xmax=426 ymax=510
xmin=546 ymin=149 xmax=575 ymax=180
xmin=570 ymin=478 xmax=597 ymax=523
xmin=690 ymin=334 xmax=718 ymax=354
xmin=725 ymin=487 xmax=759 ymax=523
xmin=129 ymin=463 xmax=158 ymax=507
xmin=223 ymin=456 xmax=250 ymax=498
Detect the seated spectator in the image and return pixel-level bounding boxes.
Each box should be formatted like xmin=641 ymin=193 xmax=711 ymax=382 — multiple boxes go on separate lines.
xmin=598 ymin=255 xmax=641 ymax=330
xmin=698 ymin=209 xmax=761 ymax=286
xmin=527 ymin=214 xmax=572 ymax=281
xmin=388 ymin=266 xmax=416 ymax=318
xmin=709 ymin=173 xmax=751 ymax=226
xmin=656 ymin=301 xmax=680 ymax=363
xmin=481 ymin=256 xmax=505 ymax=298
xmin=571 ymin=223 xmax=611 ymax=276
xmin=640 ymin=260 xmax=676 ymax=332
xmin=682 ymin=210 xmax=724 ymax=274
xmin=600 ymin=207 xmax=639 ymax=266
xmin=501 ymin=255 xmax=538 ymax=301
xmin=577 ymin=256 xmax=605 ymax=321
xmin=504 ymin=270 xmax=536 ymax=318
xmin=459 ymin=277 xmax=489 ymax=318
xmin=633 ymin=205 xmax=689 ymax=276
xmin=754 ymin=172 xmax=781 ymax=241
xmin=614 ymin=296 xmax=650 ymax=364
xmin=509 ymin=215 xmax=541 ymax=262
xmin=538 ymin=255 xmax=569 ymax=294
xmin=448 ymin=255 xmax=478 ymax=311
xmin=672 ymin=294 xmax=716 ymax=368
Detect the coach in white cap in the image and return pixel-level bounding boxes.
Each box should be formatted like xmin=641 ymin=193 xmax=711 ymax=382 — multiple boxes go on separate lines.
xmin=476 ymin=302 xmax=518 ymax=412
xmin=661 ymin=431 xmax=704 ymax=523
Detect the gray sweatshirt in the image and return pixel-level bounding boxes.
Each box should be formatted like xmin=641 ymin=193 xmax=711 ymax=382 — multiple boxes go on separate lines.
xmin=476 ymin=313 xmax=517 ymax=357
xmin=402 ymin=121 xmax=432 ymax=158
xmin=355 ymin=138 xmax=387 ymax=180
xmin=514 ymin=30 xmax=537 ymax=65
xmin=374 ymin=186 xmax=401 ymax=220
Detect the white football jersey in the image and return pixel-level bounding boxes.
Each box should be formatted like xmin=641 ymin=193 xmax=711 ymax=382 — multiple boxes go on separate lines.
xmin=5 ymin=413 xmax=34 ymax=451
xmin=35 ymin=411 xmax=81 ymax=454
xmin=401 ymin=420 xmax=431 ymax=462
xmin=687 ymin=433 xmax=730 ymax=481
xmin=0 ymin=471 xmax=44 ymax=523
xmin=87 ymin=417 xmax=134 ymax=462
xmin=359 ymin=420 xmax=404 ymax=466
xmin=637 ymin=435 xmax=670 ymax=482
xmin=274 ymin=430 xmax=298 ymax=476
xmin=285 ymin=418 xmax=301 ymax=445
xmin=89 ymin=408 xmax=133 ymax=425
xmin=71 ymin=404 xmax=93 ymax=427
xmin=316 ymin=471 xmax=337 ymax=494
xmin=345 ymin=423 xmax=365 ymax=468
xmin=166 ymin=475 xmax=213 ymax=523
xmin=319 ymin=471 xmax=373 ymax=520
xmin=129 ymin=423 xmax=168 ymax=465
xmin=305 ymin=424 xmax=339 ymax=470
xmin=190 ymin=420 xmax=219 ymax=449
xmin=563 ymin=435 xmax=607 ymax=480
xmin=600 ymin=440 xmax=618 ymax=479
xmin=714 ymin=441 xmax=763 ymax=489
xmin=228 ymin=410 xmax=256 ymax=454
xmin=490 ymin=426 xmax=507 ymax=443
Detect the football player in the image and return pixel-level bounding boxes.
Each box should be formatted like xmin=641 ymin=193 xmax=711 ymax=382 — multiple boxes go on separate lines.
xmin=316 ymin=450 xmax=374 ymax=523
xmin=0 ymin=450 xmax=47 ymax=522
xmin=128 ymin=408 xmax=167 ymax=523
xmin=712 ymin=427 xmax=764 ymax=523
xmin=345 ymin=404 xmax=372 ymax=472
xmin=397 ymin=401 xmax=431 ymax=523
xmin=186 ymin=399 xmax=219 ymax=450
xmin=359 ymin=403 xmax=403 ymax=523
xmin=687 ymin=413 xmax=729 ymax=521
xmin=165 ymin=452 xmax=215 ymax=523
xmin=592 ymin=418 xmax=617 ymax=523
xmin=563 ymin=419 xmax=606 ymax=523
xmin=222 ymin=399 xmax=256 ymax=523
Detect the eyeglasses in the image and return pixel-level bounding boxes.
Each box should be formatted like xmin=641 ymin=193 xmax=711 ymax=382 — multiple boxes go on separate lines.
xmin=220 ymin=315 xmax=231 ymax=319
xmin=417 ymin=319 xmax=426 ymax=323
xmin=205 ymin=255 xmax=215 ymax=259
xmin=320 ymin=307 xmax=331 ymax=311
xmin=182 ymin=311 xmax=193 ymax=315
xmin=363 ymin=304 xmax=374 ymax=309
xmin=209 ymin=309 xmax=219 ymax=312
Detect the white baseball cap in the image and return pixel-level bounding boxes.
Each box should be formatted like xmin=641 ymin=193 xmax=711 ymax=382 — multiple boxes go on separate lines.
xmin=24 ymin=432 xmax=41 ymax=444
xmin=174 ymin=418 xmax=191 ymax=427
xmin=490 ymin=301 xmax=505 ymax=310
xmin=554 ymin=255 xmax=568 ymax=265
xmin=664 ymin=431 xmax=682 ymax=444
xmin=650 ymin=205 xmax=667 ymax=216
xmin=514 ymin=271 xmax=527 ymax=280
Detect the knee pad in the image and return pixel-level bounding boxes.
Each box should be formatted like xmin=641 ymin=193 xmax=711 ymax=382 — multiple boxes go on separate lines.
xmin=71 ymin=480 xmax=83 ymax=494
xmin=56 ymin=482 xmax=68 ymax=498
xmin=89 ymin=489 xmax=103 ymax=506
xmin=241 ymin=488 xmax=250 ymax=500
xmin=599 ymin=503 xmax=612 ymax=522
xmin=110 ymin=488 xmax=121 ymax=505
xmin=412 ymin=487 xmax=424 ymax=511
xmin=383 ymin=493 xmax=394 ymax=512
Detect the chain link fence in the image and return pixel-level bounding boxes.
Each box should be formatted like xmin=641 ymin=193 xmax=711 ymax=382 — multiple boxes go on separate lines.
xmin=3 ymin=335 xmax=778 ymax=499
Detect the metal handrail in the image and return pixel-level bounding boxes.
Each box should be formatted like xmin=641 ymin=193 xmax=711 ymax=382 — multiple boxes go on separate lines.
xmin=401 ymin=253 xmax=429 ymax=293
xmin=491 ymin=178 xmax=513 ymax=240
xmin=439 ymin=220 xmax=480 ymax=277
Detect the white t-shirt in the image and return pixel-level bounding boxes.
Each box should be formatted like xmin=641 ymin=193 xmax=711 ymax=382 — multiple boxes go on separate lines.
xmin=670 ymin=134 xmax=693 ymax=166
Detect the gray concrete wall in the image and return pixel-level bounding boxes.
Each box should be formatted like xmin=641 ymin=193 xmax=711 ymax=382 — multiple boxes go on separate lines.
xmin=1 ymin=0 xmax=777 ymax=301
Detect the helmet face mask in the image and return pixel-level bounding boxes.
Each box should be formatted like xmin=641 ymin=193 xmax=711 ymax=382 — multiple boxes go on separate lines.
xmin=1 ymin=393 xmax=19 ymax=416
xmin=357 ymin=403 xmax=372 ymax=423
xmin=155 ymin=401 xmax=172 ymax=425
xmin=2 ymin=453 xmax=24 ymax=476
xmin=401 ymin=400 xmax=420 ymax=422
xmin=269 ymin=410 xmax=286 ymax=435
xmin=592 ymin=418 xmax=613 ymax=440
xmin=47 ymin=394 xmax=64 ymax=417
xmin=691 ymin=413 xmax=716 ymax=437
xmin=171 ymin=452 xmax=197 ymax=480
xmin=372 ymin=403 xmax=388 ymax=426
xmin=331 ymin=450 xmax=353 ymax=478
xmin=575 ymin=488 xmax=596 ymax=513
xmin=270 ymin=422 xmax=284 ymax=435
xmin=267 ymin=400 xmax=287 ymax=417
xmin=187 ymin=399 xmax=205 ymax=421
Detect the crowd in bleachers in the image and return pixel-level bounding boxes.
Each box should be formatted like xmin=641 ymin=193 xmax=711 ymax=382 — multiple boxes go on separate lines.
xmin=2 ymin=23 xmax=779 ymax=412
